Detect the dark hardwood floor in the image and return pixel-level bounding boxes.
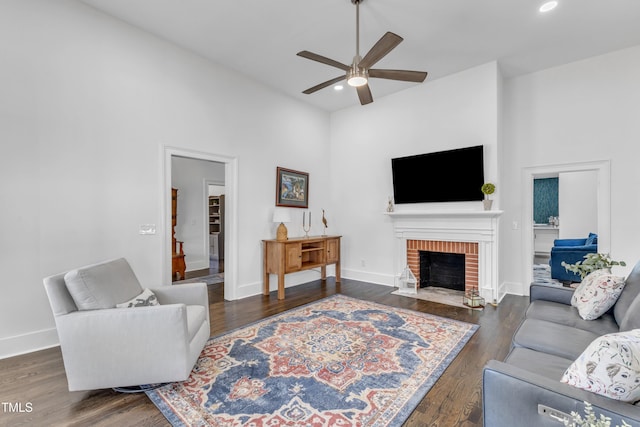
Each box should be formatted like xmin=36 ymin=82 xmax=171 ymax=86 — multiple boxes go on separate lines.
xmin=0 ymin=279 xmax=528 ymax=427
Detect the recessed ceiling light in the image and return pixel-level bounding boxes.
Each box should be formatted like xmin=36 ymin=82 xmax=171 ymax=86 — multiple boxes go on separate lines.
xmin=539 ymin=1 xmax=558 ymax=12
xmin=334 ymin=85 xmax=344 ymax=91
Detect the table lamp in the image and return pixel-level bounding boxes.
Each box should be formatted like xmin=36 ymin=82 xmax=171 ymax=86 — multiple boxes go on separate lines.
xmin=273 ymin=208 xmax=291 ymax=241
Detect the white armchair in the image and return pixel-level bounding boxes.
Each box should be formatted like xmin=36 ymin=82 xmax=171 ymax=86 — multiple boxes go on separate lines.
xmin=43 ymin=258 xmax=210 ymax=391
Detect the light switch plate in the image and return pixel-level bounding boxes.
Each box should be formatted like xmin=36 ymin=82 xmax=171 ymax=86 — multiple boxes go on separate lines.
xmin=139 ymin=224 xmax=156 ymax=235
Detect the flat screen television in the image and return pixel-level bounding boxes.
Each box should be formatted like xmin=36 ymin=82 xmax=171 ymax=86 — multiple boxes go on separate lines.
xmin=391 ymin=145 xmax=485 ymax=204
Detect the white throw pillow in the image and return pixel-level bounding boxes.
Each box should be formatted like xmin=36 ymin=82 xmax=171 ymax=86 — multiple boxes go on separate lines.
xmin=571 ymin=269 xmax=625 ymax=320
xmin=561 ymin=330 xmax=640 ymax=402
xmin=116 ymin=288 xmax=159 ymax=308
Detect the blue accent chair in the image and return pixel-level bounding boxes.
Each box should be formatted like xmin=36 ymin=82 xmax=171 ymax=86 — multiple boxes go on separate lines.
xmin=549 ymin=233 xmax=598 ymax=282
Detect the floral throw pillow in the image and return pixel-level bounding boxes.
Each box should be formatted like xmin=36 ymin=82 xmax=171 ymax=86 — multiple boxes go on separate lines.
xmin=571 ymin=269 xmax=625 ymax=320
xmin=116 ymin=288 xmax=159 ymax=308
xmin=561 ymin=330 xmax=640 ymax=402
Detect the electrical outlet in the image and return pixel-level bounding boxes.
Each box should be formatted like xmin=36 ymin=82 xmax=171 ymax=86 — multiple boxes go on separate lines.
xmin=512 ymin=221 xmax=519 ymax=230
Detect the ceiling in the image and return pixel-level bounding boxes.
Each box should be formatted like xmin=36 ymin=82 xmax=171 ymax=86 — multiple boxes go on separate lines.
xmin=81 ymin=0 xmax=640 ymax=112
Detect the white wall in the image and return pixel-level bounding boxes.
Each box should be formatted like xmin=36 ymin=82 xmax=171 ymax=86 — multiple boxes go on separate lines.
xmin=171 ymin=157 xmax=224 ymax=272
xmin=0 ymin=0 xmax=330 ymax=358
xmin=329 ymin=62 xmax=501 ymax=285
xmin=501 ymin=45 xmax=640 ymax=293
xmin=558 ymin=171 xmax=598 ymax=239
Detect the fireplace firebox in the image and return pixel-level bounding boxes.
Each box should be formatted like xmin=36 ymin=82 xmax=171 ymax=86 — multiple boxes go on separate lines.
xmin=419 ymin=251 xmax=465 ymax=291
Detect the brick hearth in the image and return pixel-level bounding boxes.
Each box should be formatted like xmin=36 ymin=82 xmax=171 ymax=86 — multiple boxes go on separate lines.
xmin=406 ymin=240 xmax=479 ymax=293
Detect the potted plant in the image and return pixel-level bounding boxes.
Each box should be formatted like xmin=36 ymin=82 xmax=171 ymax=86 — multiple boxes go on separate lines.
xmin=562 ymin=253 xmax=626 ymax=280
xmin=481 ymin=182 xmax=496 ymax=211
xmin=566 ymin=401 xmax=631 ymax=426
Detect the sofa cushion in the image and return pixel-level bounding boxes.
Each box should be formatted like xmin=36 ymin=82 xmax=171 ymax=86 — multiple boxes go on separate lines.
xmin=585 ymin=232 xmax=598 ymax=246
xmin=64 ymin=258 xmax=143 ymax=310
xmin=526 ymin=300 xmax=619 ymax=336
xmin=504 ymin=347 xmax=574 ymax=381
xmin=571 ymin=270 xmax=625 ymax=320
xmin=561 ymin=330 xmax=640 ymax=402
xmin=116 ymin=288 xmax=159 ymax=308
xmin=512 ymin=318 xmax=601 ymax=360
xmin=616 ymin=261 xmax=640 ymax=329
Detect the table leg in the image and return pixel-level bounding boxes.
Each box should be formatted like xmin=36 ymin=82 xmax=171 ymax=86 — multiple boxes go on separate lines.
xmin=277 ymin=273 xmax=285 ymax=300
xmin=263 ymin=242 xmax=269 ymax=295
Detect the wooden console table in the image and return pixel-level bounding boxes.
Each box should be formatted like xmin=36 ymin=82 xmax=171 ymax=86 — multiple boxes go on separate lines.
xmin=262 ymin=235 xmax=341 ymax=299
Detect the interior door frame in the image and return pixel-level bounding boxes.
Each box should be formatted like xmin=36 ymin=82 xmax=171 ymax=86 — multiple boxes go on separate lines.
xmin=521 ymin=159 xmax=610 ymax=293
xmin=163 ymin=146 xmax=238 ymax=300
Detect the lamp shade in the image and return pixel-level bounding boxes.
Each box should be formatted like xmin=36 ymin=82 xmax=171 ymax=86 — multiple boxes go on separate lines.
xmin=272 ymin=208 xmax=291 ymax=224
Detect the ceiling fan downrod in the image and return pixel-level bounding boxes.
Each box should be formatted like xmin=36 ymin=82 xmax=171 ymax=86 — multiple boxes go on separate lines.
xmin=348 ymin=0 xmax=368 ymax=86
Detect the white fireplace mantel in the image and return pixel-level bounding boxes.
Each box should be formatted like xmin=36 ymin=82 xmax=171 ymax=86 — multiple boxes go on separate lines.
xmin=385 ymin=209 xmax=504 ymax=303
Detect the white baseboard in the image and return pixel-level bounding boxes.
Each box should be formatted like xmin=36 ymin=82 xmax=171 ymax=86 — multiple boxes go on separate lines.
xmin=341 ymin=268 xmax=395 ymax=287
xmin=235 ymin=269 xmax=333 ymax=300
xmin=502 ymin=281 xmax=526 ymax=297
xmin=186 ymin=258 xmax=209 ymax=272
xmin=0 ymin=328 xmax=59 ymax=360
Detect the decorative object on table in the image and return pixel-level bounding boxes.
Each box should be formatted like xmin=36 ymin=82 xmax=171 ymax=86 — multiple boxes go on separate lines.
xmin=481 ymin=182 xmax=496 ymax=211
xmin=398 ymin=265 xmax=417 ymax=294
xmin=146 ymin=294 xmax=478 ymax=427
xmin=387 ymin=196 xmax=394 ymax=212
xmin=302 ymin=211 xmax=311 ymax=238
xmin=463 ymin=289 xmax=485 ymax=308
xmin=321 ymin=209 xmax=328 ymax=235
xmin=562 ymin=253 xmax=626 ymax=280
xmin=272 ymin=208 xmax=291 ymax=241
xmin=276 ymin=167 xmax=309 ymax=208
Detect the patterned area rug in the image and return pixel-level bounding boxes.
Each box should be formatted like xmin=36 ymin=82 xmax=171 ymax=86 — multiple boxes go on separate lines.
xmin=533 ymin=264 xmax=563 ymax=286
xmin=146 ymin=294 xmax=478 ymax=426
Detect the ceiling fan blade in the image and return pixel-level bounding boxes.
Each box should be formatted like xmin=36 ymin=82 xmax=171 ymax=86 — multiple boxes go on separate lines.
xmin=302 ymin=76 xmax=346 ymax=94
xmin=297 ymin=51 xmax=351 ymax=71
xmin=369 ymin=69 xmax=428 ymax=83
xmin=356 ymin=84 xmax=373 ymax=105
xmin=359 ymin=32 xmax=403 ymax=69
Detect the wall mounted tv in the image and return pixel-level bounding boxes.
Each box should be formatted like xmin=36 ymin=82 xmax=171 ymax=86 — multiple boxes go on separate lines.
xmin=391 ymin=145 xmax=485 ymax=204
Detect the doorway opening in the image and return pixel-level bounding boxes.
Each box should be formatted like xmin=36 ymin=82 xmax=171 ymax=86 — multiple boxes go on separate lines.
xmin=164 ymin=147 xmax=238 ymax=301
xmin=523 ymin=160 xmax=610 ymax=293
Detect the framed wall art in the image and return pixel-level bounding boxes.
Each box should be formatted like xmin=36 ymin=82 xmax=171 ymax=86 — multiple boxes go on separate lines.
xmin=276 ymin=167 xmax=309 ymax=208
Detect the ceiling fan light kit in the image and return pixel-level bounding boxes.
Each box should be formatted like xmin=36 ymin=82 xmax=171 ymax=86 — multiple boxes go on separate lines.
xmin=297 ymin=0 xmax=427 ymax=105
xmin=347 ymin=68 xmax=368 ymax=87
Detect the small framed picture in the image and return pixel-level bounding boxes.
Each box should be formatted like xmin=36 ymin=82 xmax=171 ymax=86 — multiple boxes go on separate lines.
xmin=276 ymin=167 xmax=309 ymax=208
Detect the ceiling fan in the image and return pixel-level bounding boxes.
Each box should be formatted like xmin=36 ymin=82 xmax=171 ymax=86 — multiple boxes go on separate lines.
xmin=297 ymin=0 xmax=428 ymax=106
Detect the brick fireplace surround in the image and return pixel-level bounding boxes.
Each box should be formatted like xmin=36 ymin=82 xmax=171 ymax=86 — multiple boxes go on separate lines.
xmin=407 ymin=240 xmax=479 ymax=292
xmin=386 ymin=210 xmax=503 ymax=303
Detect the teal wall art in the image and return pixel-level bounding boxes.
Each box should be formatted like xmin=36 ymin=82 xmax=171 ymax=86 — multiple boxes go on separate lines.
xmin=533 ymin=178 xmax=559 ymax=224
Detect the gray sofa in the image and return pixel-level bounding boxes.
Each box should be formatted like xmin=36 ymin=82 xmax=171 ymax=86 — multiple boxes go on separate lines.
xmin=483 ymin=261 xmax=640 ymax=426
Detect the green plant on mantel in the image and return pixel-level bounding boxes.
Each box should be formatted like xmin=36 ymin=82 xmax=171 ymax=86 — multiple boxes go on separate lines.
xmin=562 ymin=253 xmax=627 ymax=280
xmin=481 ymin=182 xmax=496 ymax=198
xmin=563 ymin=401 xmax=631 ymax=427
